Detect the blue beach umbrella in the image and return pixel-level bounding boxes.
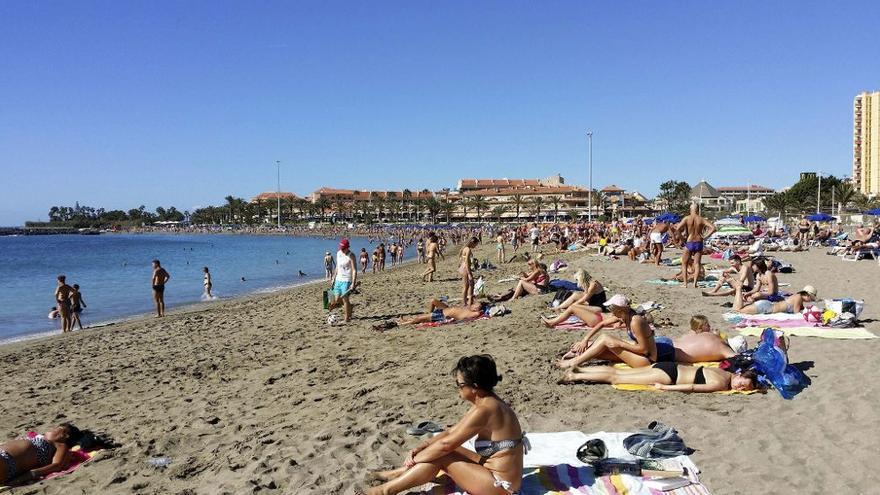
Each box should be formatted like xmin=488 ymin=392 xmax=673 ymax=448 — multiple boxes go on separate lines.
xmin=743 ymin=215 xmax=766 ymax=223
xmin=805 ymin=213 xmax=834 ymax=222
xmin=864 ymin=208 xmax=880 ymax=216
xmin=655 ymin=212 xmax=681 ymax=223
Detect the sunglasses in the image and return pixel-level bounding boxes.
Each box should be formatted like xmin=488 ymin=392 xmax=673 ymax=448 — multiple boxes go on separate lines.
xmin=455 ymin=381 xmax=471 ymax=389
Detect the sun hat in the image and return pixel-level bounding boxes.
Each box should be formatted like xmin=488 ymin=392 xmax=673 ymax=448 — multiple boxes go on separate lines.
xmin=801 ymin=285 xmax=817 ymax=298
xmin=339 ymin=238 xmax=350 ymax=250
xmin=603 ymin=294 xmax=631 ymax=308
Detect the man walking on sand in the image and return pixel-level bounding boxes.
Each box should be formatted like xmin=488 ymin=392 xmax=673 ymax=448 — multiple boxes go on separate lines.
xmin=675 ymin=203 xmax=716 ymax=288
xmin=650 ymin=220 xmax=670 ymax=265
xmin=54 ymin=275 xmax=75 ymax=332
xmin=328 ymin=238 xmax=358 ymax=322
xmin=151 ymin=259 xmax=171 ymax=317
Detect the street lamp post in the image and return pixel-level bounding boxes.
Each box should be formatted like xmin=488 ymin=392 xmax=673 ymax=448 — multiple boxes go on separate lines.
xmin=587 ymin=131 xmax=593 ymax=223
xmin=816 ymin=171 xmax=821 ymax=214
xmin=276 ymin=160 xmax=282 ymax=228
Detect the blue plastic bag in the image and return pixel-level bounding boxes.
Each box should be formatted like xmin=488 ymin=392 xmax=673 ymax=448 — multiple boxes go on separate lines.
xmin=752 ymin=328 xmax=810 ymax=399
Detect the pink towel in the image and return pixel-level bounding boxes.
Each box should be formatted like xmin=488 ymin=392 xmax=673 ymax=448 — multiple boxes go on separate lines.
xmin=25 ymin=431 xmax=100 ymax=481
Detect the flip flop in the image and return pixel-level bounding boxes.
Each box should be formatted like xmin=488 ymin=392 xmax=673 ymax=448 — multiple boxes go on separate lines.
xmin=406 ymin=421 xmax=444 ymax=436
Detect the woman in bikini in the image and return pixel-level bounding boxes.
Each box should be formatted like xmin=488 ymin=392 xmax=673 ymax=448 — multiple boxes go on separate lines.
xmin=0 ymin=423 xmax=110 ymax=486
xmin=555 ymin=269 xmax=607 ymax=311
xmin=488 ymin=259 xmax=549 ymax=302
xmin=556 ymin=294 xmax=673 ymax=369
xmin=558 ymin=362 xmax=758 ymax=392
xmin=360 ymin=355 xmax=524 ymax=495
xmin=735 ymin=285 xmax=817 ymax=315
xmin=458 ymin=237 xmax=479 ymax=306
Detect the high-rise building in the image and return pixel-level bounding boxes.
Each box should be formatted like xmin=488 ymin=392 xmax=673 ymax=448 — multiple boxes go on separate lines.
xmin=854 ymin=91 xmax=880 ymax=195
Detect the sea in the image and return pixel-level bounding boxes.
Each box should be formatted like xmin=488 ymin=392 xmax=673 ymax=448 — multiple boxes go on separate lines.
xmin=0 ymin=234 xmax=381 ymax=343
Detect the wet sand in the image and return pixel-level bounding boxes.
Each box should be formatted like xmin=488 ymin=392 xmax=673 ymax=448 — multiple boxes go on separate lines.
xmin=1 ymin=244 xmax=878 ymax=494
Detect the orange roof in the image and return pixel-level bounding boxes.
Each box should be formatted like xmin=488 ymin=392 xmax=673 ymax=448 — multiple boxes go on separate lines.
xmin=312 ymin=188 xmax=435 ymax=201
xmin=461 ymin=185 xmax=586 ymax=196
xmin=251 ymin=192 xmax=299 ymax=202
xmin=601 ymin=184 xmax=625 ymax=192
xmin=459 ymin=178 xmax=542 ymax=189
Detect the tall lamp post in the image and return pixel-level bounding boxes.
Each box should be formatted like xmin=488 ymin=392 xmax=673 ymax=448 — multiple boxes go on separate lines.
xmin=587 ymin=130 xmax=593 ymax=223
xmin=816 ymin=170 xmax=821 ymax=214
xmin=276 ymin=160 xmax=282 ymax=228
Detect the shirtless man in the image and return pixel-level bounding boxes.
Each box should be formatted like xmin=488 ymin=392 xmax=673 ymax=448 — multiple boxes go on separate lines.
xmin=151 ymin=259 xmax=171 ymax=317
xmin=743 ymin=259 xmax=780 ymax=303
xmin=397 ymin=299 xmax=487 ymax=325
xmin=675 ymin=203 xmax=716 ymax=288
xmin=650 ymin=220 xmax=670 ymax=265
xmin=671 ymin=315 xmax=737 ymax=362
xmin=421 ymin=233 xmax=441 ymax=282
xmin=702 ymin=254 xmax=755 ymax=297
xmin=735 ymin=285 xmax=817 ymax=314
xmin=324 ymin=251 xmax=335 ymax=280
xmin=54 ymin=275 xmax=75 ymax=332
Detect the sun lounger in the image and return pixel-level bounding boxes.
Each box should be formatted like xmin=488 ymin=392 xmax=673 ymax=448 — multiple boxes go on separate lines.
xmin=415 ymin=431 xmax=712 ymax=495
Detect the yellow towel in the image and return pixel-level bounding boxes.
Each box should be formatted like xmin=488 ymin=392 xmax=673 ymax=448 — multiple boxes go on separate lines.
xmin=611 ymin=362 xmax=759 ymax=395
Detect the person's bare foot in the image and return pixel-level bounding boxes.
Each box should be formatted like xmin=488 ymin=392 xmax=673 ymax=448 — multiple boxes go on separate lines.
xmin=557 ymin=371 xmax=579 ymax=384
xmin=540 ymin=316 xmax=555 ymax=328
xmin=556 ymin=358 xmax=574 ymax=369
xmin=369 ymin=467 xmax=405 ymax=482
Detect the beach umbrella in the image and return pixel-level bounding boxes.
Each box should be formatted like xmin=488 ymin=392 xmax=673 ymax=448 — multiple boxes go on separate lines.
xmin=805 ymin=213 xmax=834 ymax=222
xmin=714 ymin=217 xmax=742 ymax=226
xmin=864 ymin=208 xmax=880 ymax=216
xmin=655 ymin=212 xmax=681 ymax=223
xmin=743 ymin=215 xmax=766 ymax=223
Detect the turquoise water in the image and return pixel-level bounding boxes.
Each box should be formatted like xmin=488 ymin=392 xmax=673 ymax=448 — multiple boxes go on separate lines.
xmin=0 ymin=234 xmax=379 ymax=342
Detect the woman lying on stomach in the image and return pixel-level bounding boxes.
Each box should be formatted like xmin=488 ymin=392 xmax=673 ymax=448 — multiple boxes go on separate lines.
xmin=359 ymin=355 xmax=525 ymax=495
xmin=0 ymin=423 xmax=111 ymax=486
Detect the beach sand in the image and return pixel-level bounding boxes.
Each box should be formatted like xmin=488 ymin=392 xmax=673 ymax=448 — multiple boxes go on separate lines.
xmin=1 ymin=245 xmax=878 ymax=494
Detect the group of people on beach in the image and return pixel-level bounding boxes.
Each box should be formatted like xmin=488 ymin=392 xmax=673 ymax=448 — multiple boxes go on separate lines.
xmin=360 ymin=204 xmax=838 ymax=495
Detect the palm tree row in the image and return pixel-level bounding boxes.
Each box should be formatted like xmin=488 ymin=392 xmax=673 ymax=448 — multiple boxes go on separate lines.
xmin=761 ymin=182 xmax=879 ymax=219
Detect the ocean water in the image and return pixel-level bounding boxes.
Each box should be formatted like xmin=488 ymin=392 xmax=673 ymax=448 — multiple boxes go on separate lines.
xmin=0 ymin=234 xmax=379 ymax=342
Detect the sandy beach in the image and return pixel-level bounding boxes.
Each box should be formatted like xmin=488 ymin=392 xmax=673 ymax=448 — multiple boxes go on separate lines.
xmin=2 ymin=243 xmax=878 ymax=494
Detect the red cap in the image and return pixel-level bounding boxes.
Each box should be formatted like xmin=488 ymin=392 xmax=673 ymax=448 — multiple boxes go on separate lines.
xmin=339 ymin=238 xmax=350 ymax=250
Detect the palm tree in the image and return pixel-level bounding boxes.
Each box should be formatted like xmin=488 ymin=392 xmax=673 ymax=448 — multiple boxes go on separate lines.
xmin=441 ymin=199 xmax=455 ymax=224
xmin=313 ymin=197 xmax=330 ymax=222
xmin=510 ymin=194 xmax=524 ymax=219
xmin=834 ymin=182 xmax=858 ymax=215
xmin=470 ymin=195 xmax=489 ymax=223
xmin=425 ymin=197 xmax=441 ymax=224
xmin=548 ymin=196 xmax=562 ymax=221
xmin=412 ymin=198 xmax=424 ymax=222
xmin=225 ymin=195 xmax=236 ymax=223
xmin=528 ymin=196 xmax=544 ymax=220
xmin=854 ymin=193 xmax=879 ymax=212
xmin=402 ymin=189 xmax=413 ymax=220
xmin=762 ymin=192 xmax=788 ymax=219
xmin=491 ymin=204 xmax=509 ymax=224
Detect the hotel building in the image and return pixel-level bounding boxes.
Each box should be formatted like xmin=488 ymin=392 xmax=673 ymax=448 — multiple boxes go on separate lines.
xmin=854 ymin=91 xmax=880 ymax=195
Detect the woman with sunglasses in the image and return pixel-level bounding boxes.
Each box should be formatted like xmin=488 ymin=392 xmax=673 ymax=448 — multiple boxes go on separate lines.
xmin=360 ymin=355 xmax=525 ymax=495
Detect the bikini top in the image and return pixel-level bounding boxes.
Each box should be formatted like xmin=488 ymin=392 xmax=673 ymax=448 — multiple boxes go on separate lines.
xmin=474 ymin=433 xmax=530 ymax=458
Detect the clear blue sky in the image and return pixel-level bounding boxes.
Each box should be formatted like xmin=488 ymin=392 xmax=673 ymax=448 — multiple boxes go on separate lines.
xmin=1 ymin=1 xmax=877 ymax=225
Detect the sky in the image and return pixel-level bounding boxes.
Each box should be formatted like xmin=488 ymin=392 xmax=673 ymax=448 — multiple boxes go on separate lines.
xmin=1 ymin=1 xmax=878 ymax=225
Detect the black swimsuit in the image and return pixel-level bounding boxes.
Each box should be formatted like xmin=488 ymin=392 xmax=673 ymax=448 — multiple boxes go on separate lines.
xmin=652 ymin=363 xmax=706 ymax=385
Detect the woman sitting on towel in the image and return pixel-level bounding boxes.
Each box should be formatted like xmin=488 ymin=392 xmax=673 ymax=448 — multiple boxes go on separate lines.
xmin=0 ymin=423 xmax=111 ymax=486
xmin=360 ymin=355 xmax=525 ymax=495
xmin=556 ymin=294 xmax=671 ymax=370
xmin=735 ymin=285 xmax=817 ymax=315
xmin=555 ymin=269 xmax=607 ymax=311
xmin=488 ymin=259 xmax=549 ymax=302
xmin=558 ymin=363 xmax=759 ymax=392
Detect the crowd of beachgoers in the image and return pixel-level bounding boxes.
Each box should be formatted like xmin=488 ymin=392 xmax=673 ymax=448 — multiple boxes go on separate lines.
xmin=6 ymin=207 xmax=878 ymax=493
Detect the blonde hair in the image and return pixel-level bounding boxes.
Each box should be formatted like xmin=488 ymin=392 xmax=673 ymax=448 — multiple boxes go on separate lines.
xmin=690 ymin=315 xmax=709 ymax=332
xmin=575 ymin=269 xmax=592 ymax=288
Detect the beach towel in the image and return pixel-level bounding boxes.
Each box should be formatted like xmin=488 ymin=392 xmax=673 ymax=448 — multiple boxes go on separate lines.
xmin=723 ymin=312 xmax=803 ymax=324
xmin=415 ymin=431 xmax=712 ymax=495
xmin=737 ymin=326 xmax=877 ymax=340
xmin=553 ymin=315 xmax=591 ymax=330
xmin=416 ymin=315 xmax=489 ymax=329
xmin=646 ymin=279 xmax=719 ymax=289
xmin=5 ymin=432 xmax=103 ymax=486
xmin=608 ymin=363 xmax=760 ymax=395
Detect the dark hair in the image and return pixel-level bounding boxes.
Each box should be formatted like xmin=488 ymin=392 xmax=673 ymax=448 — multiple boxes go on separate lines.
xmin=57 ymin=275 xmax=66 ymax=282
xmin=469 ymin=236 xmax=480 ymax=245
xmin=740 ymin=369 xmax=759 ymax=389
xmin=729 ymin=254 xmax=742 ymax=262
xmin=73 ymin=284 xmax=79 ymax=290
xmin=752 ymin=259 xmax=766 ymax=272
xmin=152 ymin=259 xmax=161 ymax=266
xmin=60 ymin=423 xmax=117 ymax=450
xmin=452 ymin=355 xmax=502 ymax=392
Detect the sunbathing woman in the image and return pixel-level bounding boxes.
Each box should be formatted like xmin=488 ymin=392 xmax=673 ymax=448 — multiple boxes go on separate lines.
xmin=398 ymin=299 xmax=488 ymax=325
xmin=556 ymin=294 xmax=672 ymax=369
xmin=735 ymin=284 xmax=817 ymax=314
xmin=558 ymin=363 xmax=758 ymax=392
xmin=555 ymin=269 xmax=607 ymax=310
xmin=489 ymin=259 xmax=549 ymax=302
xmin=0 ymin=423 xmax=109 ymax=486
xmin=360 ymin=355 xmax=524 ymax=495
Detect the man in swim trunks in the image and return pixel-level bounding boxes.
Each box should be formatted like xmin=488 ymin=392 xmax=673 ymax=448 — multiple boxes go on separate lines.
xmin=649 ymin=220 xmax=670 ymax=265
xmin=670 ymin=316 xmax=737 ymax=362
xmin=328 ymin=238 xmax=358 ymax=322
xmin=151 ymin=259 xmax=171 ymax=317
xmin=675 ymin=203 xmax=715 ymax=288
xmin=54 ymin=275 xmax=74 ymax=333
xmin=397 ymin=299 xmax=488 ymax=325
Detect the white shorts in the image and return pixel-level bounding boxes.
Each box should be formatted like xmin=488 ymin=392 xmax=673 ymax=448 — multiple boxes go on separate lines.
xmin=650 ymin=232 xmax=663 ymax=244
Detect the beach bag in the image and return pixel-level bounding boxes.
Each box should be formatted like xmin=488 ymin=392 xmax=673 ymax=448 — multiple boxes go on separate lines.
xmin=753 ymin=328 xmax=810 ymax=400
xmin=827 ymin=312 xmax=857 ymax=328
xmin=488 ymin=304 xmax=509 ymax=317
xmin=802 ymin=307 xmax=822 ymax=323
xmin=551 ymin=289 xmax=573 ymax=308
xmin=824 ymin=299 xmax=864 ymax=318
